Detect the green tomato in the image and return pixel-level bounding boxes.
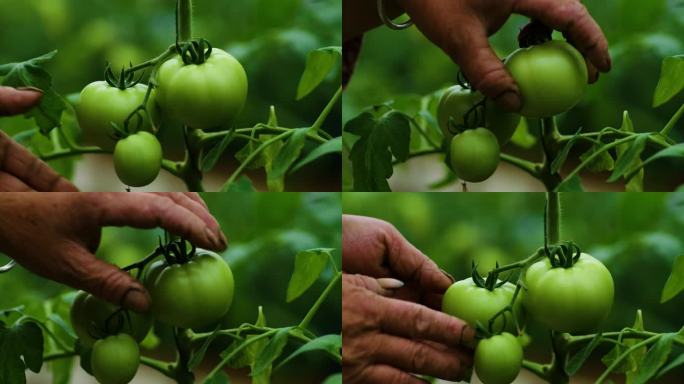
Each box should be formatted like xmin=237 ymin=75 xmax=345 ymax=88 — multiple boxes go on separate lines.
xmin=156 ymin=48 xmax=248 ymax=130
xmin=76 ymin=82 xmax=151 ymax=151
xmin=524 ymin=253 xmax=614 ymax=333
xmin=144 ymin=249 xmax=235 ymax=329
xmin=484 ymin=99 xmax=520 ymax=146
xmin=442 ymin=278 xmax=523 ymax=333
xmin=505 ymin=40 xmax=588 ymax=118
xmin=474 ymin=333 xmax=523 ymax=384
xmin=449 ymin=128 xmax=500 ymax=183
xmin=70 ymin=292 xmax=152 ymax=347
xmin=91 ymin=334 xmax=140 ymax=384
xmin=113 ymin=131 xmax=163 ymax=187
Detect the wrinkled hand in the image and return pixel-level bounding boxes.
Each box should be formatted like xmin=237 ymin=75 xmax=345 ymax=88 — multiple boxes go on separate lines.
xmin=397 ymin=0 xmax=611 ymax=111
xmin=343 ymin=215 xmax=473 ymax=383
xmin=343 ymin=274 xmax=475 ymax=383
xmin=0 ymin=193 xmax=228 ymax=313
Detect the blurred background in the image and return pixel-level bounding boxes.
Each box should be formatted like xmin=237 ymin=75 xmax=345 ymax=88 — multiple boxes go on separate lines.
xmin=0 ymin=0 xmax=341 ymax=191
xmin=343 ymin=192 xmax=684 ymax=383
xmin=0 ymin=192 xmax=341 ymax=383
xmin=343 ymin=0 xmax=684 ymax=191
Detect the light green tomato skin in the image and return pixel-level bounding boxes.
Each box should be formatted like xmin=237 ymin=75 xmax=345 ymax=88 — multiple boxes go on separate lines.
xmin=437 ymin=85 xmax=482 ymax=141
xmin=524 ymin=253 xmax=614 ymax=333
xmin=70 ymin=292 xmax=152 ymax=347
xmin=442 ymin=278 xmax=523 ymax=333
xmin=91 ymin=334 xmax=140 ymax=384
xmin=76 ymin=82 xmax=151 ymax=151
xmin=449 ymin=128 xmax=500 ymax=183
xmin=156 ymin=48 xmax=248 ymax=130
xmin=505 ymin=40 xmax=588 ymax=118
xmin=113 ymin=131 xmax=163 ymax=187
xmin=474 ymin=333 xmax=523 ymax=384
xmin=145 ymin=250 xmax=235 ymax=329
xmin=484 ymin=99 xmax=520 ymax=146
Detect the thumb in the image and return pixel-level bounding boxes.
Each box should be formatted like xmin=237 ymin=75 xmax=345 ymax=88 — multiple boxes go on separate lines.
xmin=62 ymin=246 xmax=151 ymax=313
xmin=448 ymin=25 xmax=521 ymax=112
xmin=0 ymin=87 xmax=43 ymax=116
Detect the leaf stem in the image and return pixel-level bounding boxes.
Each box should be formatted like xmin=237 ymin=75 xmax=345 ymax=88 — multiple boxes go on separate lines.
xmin=311 ymin=86 xmax=342 ymax=132
xmin=298 ymin=271 xmax=341 ymax=330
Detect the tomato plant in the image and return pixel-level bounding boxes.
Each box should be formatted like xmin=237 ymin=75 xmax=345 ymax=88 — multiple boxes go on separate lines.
xmin=442 ymin=277 xmax=523 ymax=333
xmin=505 ymin=40 xmax=588 ymax=119
xmin=91 ymin=334 xmax=140 ymax=384
xmin=144 ymin=247 xmax=235 ymax=329
xmin=76 ymin=82 xmax=151 ymax=151
xmin=70 ymin=291 xmax=152 ymax=346
xmin=474 ymin=332 xmax=523 ymax=384
xmin=113 ymin=131 xmax=163 ymax=187
xmin=525 ymin=252 xmax=614 ymax=333
xmin=156 ymin=47 xmax=248 ymax=130
xmin=449 ymin=128 xmax=500 ymax=183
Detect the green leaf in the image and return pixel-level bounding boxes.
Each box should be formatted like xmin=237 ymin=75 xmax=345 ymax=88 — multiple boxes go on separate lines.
xmin=201 ymin=130 xmax=236 ymax=172
xmin=653 ymin=55 xmax=684 ymax=107
xmin=291 ymin=136 xmax=342 ymax=173
xmin=609 ymin=134 xmax=649 ymax=183
xmin=554 ymin=174 xmax=584 ymax=192
xmin=660 ymin=255 xmax=684 ymax=303
xmin=322 ymin=373 xmax=342 ymax=384
xmin=346 ymin=111 xmax=411 ymax=191
xmin=640 ymin=143 xmax=684 ymax=172
xmin=0 ymin=51 xmax=66 ymax=134
xmin=655 ymin=348 xmax=684 ymax=378
xmin=252 ymin=327 xmax=292 ymax=376
xmin=296 ymin=47 xmax=341 ymax=100
xmin=267 ymin=128 xmax=311 ymax=189
xmin=579 ymin=139 xmax=616 ymax=173
xmin=614 ymin=112 xmax=644 ymax=191
xmin=224 ymin=175 xmax=256 ymax=192
xmin=551 ymin=128 xmax=582 ymax=174
xmin=566 ymin=333 xmax=603 ymax=375
xmin=286 ymin=248 xmax=334 ymax=302
xmin=188 ymin=325 xmax=222 ymax=370
xmin=509 ymin=118 xmax=537 ymax=149
xmin=203 ymin=372 xmax=230 ymax=384
xmin=632 ymin=333 xmax=678 ymax=384
xmin=276 ymin=334 xmax=341 ymax=370
xmin=0 ymin=320 xmax=44 ymax=384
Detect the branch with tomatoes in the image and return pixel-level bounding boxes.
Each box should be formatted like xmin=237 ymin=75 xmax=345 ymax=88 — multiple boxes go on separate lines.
xmin=343 ymin=20 xmax=684 ymax=192
xmin=438 ymin=192 xmax=684 ymax=383
xmin=0 ymin=0 xmax=342 ymax=192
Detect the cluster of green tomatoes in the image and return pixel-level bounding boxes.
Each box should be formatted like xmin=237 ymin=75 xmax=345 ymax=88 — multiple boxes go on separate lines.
xmin=442 ymin=252 xmax=614 ymax=384
xmin=75 ymin=44 xmax=248 ymax=188
xmin=437 ymin=40 xmax=589 ymax=183
xmin=70 ymin=248 xmax=234 ymax=384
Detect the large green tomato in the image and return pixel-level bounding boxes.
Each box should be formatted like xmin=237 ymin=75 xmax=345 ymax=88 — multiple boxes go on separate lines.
xmin=70 ymin=291 xmax=152 ymax=347
xmin=474 ymin=333 xmax=523 ymax=384
xmin=76 ymin=82 xmax=151 ymax=151
xmin=524 ymin=253 xmax=614 ymax=333
xmin=156 ymin=48 xmax=248 ymax=130
xmin=91 ymin=334 xmax=140 ymax=384
xmin=449 ymin=128 xmax=500 ymax=183
xmin=144 ymin=249 xmax=235 ymax=329
xmin=505 ymin=40 xmax=588 ymax=118
xmin=113 ymin=131 xmax=163 ymax=187
xmin=442 ymin=278 xmax=523 ymax=333
xmin=437 ymin=86 xmax=520 ymax=146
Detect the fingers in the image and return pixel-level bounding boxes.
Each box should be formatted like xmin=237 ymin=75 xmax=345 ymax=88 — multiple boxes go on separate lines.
xmin=56 ymin=243 xmax=150 ymax=312
xmin=371 ymin=334 xmax=471 ymax=381
xmin=514 ymin=0 xmax=611 ymax=72
xmin=343 ymin=273 xmax=394 ymax=297
xmin=0 ymin=87 xmax=43 ymax=116
xmin=152 ymin=192 xmax=223 ymax=235
xmin=0 ymin=130 xmax=79 ymax=192
xmin=91 ymin=193 xmax=227 ymax=251
xmin=346 ymin=365 xmax=426 ymax=384
xmin=0 ymin=171 xmax=33 ymax=192
xmin=378 ymin=296 xmax=476 ymax=348
xmin=447 ymin=23 xmax=522 ymax=111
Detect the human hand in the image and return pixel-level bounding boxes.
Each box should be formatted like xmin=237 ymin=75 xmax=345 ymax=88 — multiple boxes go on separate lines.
xmin=343 ymin=273 xmax=475 ymax=383
xmin=0 ymin=86 xmax=43 ymax=116
xmin=396 ymin=0 xmax=611 ymax=111
xmin=343 ymin=214 xmax=453 ymax=309
xmin=0 ymin=193 xmax=227 ymax=312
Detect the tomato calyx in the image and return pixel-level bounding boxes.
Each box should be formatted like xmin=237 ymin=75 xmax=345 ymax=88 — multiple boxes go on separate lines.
xmin=471 ymin=261 xmax=510 ymax=291
xmin=85 ymin=306 xmax=137 ymax=341
xmin=104 ymin=63 xmax=145 ymax=90
xmin=175 ymin=38 xmax=214 ymax=65
xmin=518 ymin=19 xmax=553 ymax=48
xmin=544 ymin=241 xmax=582 ymax=268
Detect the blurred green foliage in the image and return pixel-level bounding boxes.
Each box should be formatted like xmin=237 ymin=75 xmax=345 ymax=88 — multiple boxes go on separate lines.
xmin=343 ymin=192 xmax=684 ymax=363
xmin=343 ymin=0 xmax=684 ymax=189
xmin=0 ymin=192 xmax=341 ymax=380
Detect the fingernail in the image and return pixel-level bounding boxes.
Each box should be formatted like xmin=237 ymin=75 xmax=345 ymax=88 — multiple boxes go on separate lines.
xmin=495 ymin=91 xmax=521 ymax=112
xmin=17 ymin=86 xmax=44 ymax=94
xmin=122 ymin=288 xmax=150 ymax=313
xmin=441 ymin=268 xmax=455 ymax=283
xmin=204 ymin=227 xmax=222 ymax=250
xmin=461 ymin=326 xmax=478 ymax=349
xmin=377 ymin=278 xmax=404 ymax=289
